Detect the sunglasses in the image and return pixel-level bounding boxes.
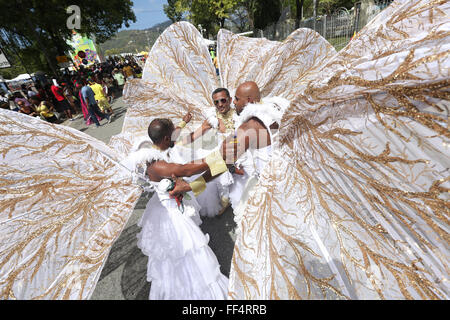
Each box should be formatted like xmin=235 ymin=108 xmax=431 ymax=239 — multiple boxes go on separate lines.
xmin=213 ymin=98 xmax=228 ymax=105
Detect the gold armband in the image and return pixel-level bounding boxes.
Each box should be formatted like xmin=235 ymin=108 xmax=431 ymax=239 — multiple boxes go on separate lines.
xmin=205 ymin=150 xmax=228 ymax=176
xmin=177 ymin=120 xmax=187 ymax=129
xmin=189 ymin=176 xmax=206 ymax=196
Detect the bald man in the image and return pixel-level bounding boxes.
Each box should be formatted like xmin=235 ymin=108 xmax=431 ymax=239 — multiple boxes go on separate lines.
xmin=169 ymin=81 xmax=290 ymax=222
xmin=233 ymin=81 xmax=260 ymax=114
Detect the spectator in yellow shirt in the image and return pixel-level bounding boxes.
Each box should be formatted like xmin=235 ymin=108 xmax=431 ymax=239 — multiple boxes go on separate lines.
xmin=29 ymin=96 xmax=58 ymax=123
xmin=89 ymin=76 xmax=113 ymax=115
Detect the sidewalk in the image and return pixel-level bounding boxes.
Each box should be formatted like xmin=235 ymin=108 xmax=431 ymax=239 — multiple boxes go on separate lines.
xmin=62 ymin=97 xmax=236 ymax=300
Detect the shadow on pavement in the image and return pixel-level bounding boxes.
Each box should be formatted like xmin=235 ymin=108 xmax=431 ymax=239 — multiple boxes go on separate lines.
xmin=199 ymin=206 xmax=237 ymax=277
xmin=134 ymin=193 xmax=153 ymax=210
xmin=112 ymin=108 xmax=128 ymax=119
xmin=97 ymin=223 xmax=151 ymax=300
xmin=121 ymin=246 xmax=151 ymax=300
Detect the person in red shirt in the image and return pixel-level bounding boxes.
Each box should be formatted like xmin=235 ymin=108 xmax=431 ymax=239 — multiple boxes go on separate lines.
xmin=50 ymin=79 xmax=73 ymax=121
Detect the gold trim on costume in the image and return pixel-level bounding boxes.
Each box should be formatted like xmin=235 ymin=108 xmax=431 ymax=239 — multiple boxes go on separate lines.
xmin=205 ymin=150 xmax=228 ymax=176
xmin=189 ymin=176 xmax=206 ymax=196
xmin=217 ymin=108 xmax=235 ymax=132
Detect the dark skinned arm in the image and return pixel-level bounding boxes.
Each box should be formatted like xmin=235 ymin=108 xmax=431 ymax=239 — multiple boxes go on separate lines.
xmin=182 ymin=120 xmax=212 ymax=145
xmin=169 ymin=118 xmax=269 ymax=196
xmin=147 ymin=159 xmax=209 ymax=182
xmin=172 ymin=112 xmax=192 ymax=142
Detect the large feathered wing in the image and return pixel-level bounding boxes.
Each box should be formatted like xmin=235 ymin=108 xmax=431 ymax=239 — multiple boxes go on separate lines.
xmin=0 ymin=110 xmax=141 ymax=299
xmin=109 ymin=21 xmax=219 ymax=157
xmin=217 ymin=27 xmax=337 ymax=100
xmin=228 ymin=0 xmax=449 ymax=299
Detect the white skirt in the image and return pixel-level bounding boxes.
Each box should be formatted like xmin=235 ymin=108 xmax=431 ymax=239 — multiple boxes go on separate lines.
xmin=195 ymin=178 xmax=223 ymax=218
xmin=137 ymin=194 xmax=228 ymax=300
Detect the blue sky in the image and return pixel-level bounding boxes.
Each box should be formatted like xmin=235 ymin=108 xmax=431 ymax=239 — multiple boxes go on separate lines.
xmin=120 ymin=0 xmax=170 ymax=31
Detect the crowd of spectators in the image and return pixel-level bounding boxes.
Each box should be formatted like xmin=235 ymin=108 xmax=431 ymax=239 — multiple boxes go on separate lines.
xmin=0 ymin=55 xmax=143 ymax=126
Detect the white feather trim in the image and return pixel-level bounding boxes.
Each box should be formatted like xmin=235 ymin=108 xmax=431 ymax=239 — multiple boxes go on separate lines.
xmin=235 ymin=96 xmax=290 ymax=130
xmin=203 ymin=107 xmax=219 ymax=128
xmin=120 ymin=147 xmax=169 ymax=173
xmin=129 ymin=136 xmax=154 ymax=153
xmin=120 ymin=144 xmax=170 ymax=193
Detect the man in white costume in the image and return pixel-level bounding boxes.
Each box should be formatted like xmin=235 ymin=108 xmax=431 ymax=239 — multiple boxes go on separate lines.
xmin=181 ymin=87 xmax=239 ymax=216
xmin=123 ymin=117 xmax=229 ymax=300
xmin=183 ymin=88 xmax=236 ymax=144
xmin=170 ymin=81 xmax=290 ymax=228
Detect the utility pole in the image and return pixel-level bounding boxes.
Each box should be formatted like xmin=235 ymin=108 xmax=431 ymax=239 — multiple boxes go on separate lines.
xmin=313 ymin=0 xmax=319 ymax=32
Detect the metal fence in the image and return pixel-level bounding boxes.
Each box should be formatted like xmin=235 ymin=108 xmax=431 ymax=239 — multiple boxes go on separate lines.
xmin=256 ymin=0 xmax=393 ymax=51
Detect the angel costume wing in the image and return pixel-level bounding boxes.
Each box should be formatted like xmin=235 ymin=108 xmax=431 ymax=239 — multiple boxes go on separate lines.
xmin=217 ymin=27 xmax=337 ymax=100
xmin=109 ymin=21 xmax=337 ymax=157
xmin=0 ymin=110 xmax=141 ymax=299
xmin=228 ymin=0 xmax=449 ymax=299
xmin=109 ymin=21 xmax=220 ymax=157
xmin=1 ymin=0 xmax=447 ymax=300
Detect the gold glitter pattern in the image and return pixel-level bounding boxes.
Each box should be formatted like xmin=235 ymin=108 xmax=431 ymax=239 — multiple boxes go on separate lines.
xmin=109 ymin=22 xmax=220 ymax=157
xmin=217 ymin=27 xmax=337 ymax=101
xmin=228 ymin=0 xmax=449 ymax=299
xmin=217 ymin=108 xmax=236 ymax=133
xmin=110 ymin=22 xmax=337 ymax=157
xmin=0 ymin=111 xmax=141 ymax=299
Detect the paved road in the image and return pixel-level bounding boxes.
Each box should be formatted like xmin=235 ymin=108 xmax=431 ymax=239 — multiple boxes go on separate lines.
xmin=62 ymin=96 xmax=237 ymax=300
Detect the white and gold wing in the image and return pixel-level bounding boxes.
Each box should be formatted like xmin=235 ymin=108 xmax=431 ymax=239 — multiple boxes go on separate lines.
xmin=109 ymin=21 xmax=219 ymax=157
xmin=0 ymin=110 xmax=141 ymax=299
xmin=217 ymin=27 xmax=337 ymax=100
xmin=110 ymin=22 xmax=338 ymax=157
xmin=229 ymin=0 xmax=449 ymax=299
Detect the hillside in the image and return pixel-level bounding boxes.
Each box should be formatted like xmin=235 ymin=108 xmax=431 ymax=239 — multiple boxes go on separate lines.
xmin=98 ymin=20 xmax=173 ymax=56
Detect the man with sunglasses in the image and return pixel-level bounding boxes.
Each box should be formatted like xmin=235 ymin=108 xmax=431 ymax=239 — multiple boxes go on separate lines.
xmin=182 ymin=87 xmax=236 ymax=145
xmin=169 ymin=81 xmax=290 ymax=228
xmin=179 ymin=87 xmax=237 ymax=216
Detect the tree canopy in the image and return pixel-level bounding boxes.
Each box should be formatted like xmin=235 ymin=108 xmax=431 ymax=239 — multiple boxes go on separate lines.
xmin=163 ymin=0 xmax=358 ymax=38
xmin=163 ymin=0 xmax=239 ymax=37
xmin=0 ymin=0 xmax=135 ymax=77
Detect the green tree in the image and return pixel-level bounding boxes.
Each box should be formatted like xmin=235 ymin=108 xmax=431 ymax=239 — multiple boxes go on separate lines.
xmin=238 ymin=0 xmax=259 ymax=31
xmin=230 ymin=0 xmax=282 ymax=34
xmin=165 ymin=0 xmax=239 ymax=37
xmin=163 ymin=0 xmax=286 ymax=37
xmin=0 ymin=0 xmax=136 ymax=76
xmin=284 ymin=0 xmax=356 ymax=24
xmin=164 ymin=0 xmax=183 ymax=22
xmin=295 ymin=0 xmax=305 ymax=28
xmin=104 ymin=48 xmax=121 ymax=57
xmin=318 ymin=0 xmax=356 ymax=15
xmin=253 ymin=0 xmax=282 ymax=30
